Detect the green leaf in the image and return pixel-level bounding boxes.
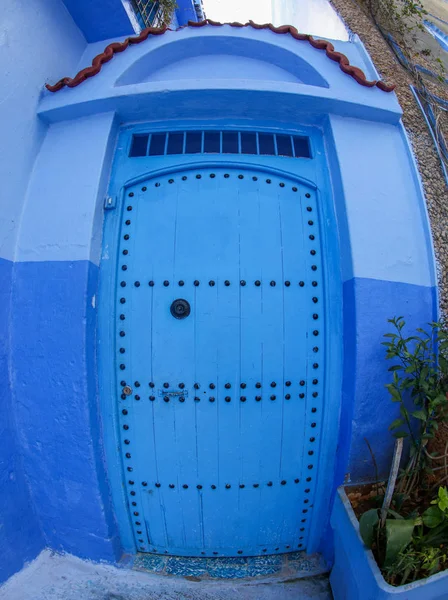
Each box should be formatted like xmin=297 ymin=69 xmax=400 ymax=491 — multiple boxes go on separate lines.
xmin=420 ymin=367 xmax=429 ymax=382
xmin=387 ymin=509 xmax=404 ymax=519
xmin=384 ymin=333 xmax=398 ymax=338
xmin=393 ymin=431 xmax=408 ymax=438
xmin=401 ymin=379 xmax=415 ymax=389
xmin=411 ymin=410 xmax=427 ymax=421
xmin=434 ymin=393 xmax=447 ymax=406
xmin=389 ymin=418 xmax=405 ymax=430
xmin=384 ymin=519 xmax=415 ymax=567
xmin=359 ymin=509 xmax=379 ymax=548
xmin=432 ymin=487 xmax=448 ymax=513
xmin=422 ymin=527 xmax=448 ymax=547
xmin=439 ymin=487 xmax=448 ymax=512
xmin=388 ymin=387 xmax=402 ymax=402
xmin=423 ymin=506 xmax=444 ymax=528
xmin=388 ymin=365 xmax=403 ymax=372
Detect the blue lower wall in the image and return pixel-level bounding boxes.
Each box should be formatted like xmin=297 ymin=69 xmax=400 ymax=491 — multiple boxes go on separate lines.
xmin=11 ymin=260 xmax=120 ymax=563
xmin=0 ymin=258 xmax=44 ymax=584
xmin=338 ymin=277 xmax=438 ymax=482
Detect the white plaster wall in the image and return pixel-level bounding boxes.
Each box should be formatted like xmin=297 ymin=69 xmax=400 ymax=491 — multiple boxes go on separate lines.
xmin=0 ymin=0 xmax=86 ymax=261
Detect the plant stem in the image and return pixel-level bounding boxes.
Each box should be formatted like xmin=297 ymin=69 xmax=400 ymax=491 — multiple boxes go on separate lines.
xmin=381 ymin=437 xmax=404 ymax=526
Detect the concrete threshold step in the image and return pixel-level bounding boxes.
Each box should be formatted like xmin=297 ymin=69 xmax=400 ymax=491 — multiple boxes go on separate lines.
xmin=131 ymin=550 xmax=328 ymax=580
xmin=0 ymin=550 xmax=333 ymax=600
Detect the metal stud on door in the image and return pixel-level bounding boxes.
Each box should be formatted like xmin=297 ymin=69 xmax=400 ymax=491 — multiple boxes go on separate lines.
xmin=116 ymin=167 xmax=323 ymax=556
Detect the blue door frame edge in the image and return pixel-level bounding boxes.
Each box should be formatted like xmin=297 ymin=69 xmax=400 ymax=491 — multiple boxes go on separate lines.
xmin=98 ymin=123 xmax=343 ymax=556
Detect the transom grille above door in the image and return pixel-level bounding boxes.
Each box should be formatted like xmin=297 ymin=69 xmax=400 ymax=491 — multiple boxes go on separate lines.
xmin=115 ymin=166 xmax=325 ymax=557
xmin=129 ymin=130 xmax=311 ymax=159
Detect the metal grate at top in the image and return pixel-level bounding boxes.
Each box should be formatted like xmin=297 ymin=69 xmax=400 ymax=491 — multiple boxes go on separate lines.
xmin=130 ymin=0 xmax=163 ymax=28
xmin=129 ymin=131 xmax=312 ymax=159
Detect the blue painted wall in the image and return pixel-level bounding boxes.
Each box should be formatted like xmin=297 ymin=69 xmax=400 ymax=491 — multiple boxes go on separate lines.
xmin=339 ymin=278 xmax=437 ymax=482
xmin=11 ymin=260 xmax=120 ymax=561
xmin=59 ymin=0 xmax=200 ymax=41
xmin=62 ymin=0 xmax=133 ymax=42
xmin=175 ymin=0 xmax=199 ymax=26
xmin=0 ymin=258 xmax=45 ymax=583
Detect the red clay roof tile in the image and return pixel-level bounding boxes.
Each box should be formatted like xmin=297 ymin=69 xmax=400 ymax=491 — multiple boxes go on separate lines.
xmin=45 ymin=19 xmax=395 ymax=93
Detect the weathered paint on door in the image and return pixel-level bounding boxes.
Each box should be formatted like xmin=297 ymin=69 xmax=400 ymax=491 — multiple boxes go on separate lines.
xmin=116 ymin=165 xmax=324 ymax=557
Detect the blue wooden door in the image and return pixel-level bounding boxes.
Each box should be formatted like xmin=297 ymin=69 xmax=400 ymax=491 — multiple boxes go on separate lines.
xmin=116 ymin=165 xmax=323 ymax=557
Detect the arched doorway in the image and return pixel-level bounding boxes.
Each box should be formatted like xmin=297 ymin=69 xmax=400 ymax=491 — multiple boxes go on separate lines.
xmin=103 ymin=143 xmax=337 ymax=555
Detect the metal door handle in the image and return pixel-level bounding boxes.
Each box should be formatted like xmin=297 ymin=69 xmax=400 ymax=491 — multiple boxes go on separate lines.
xmin=170 ymin=299 xmax=191 ymax=319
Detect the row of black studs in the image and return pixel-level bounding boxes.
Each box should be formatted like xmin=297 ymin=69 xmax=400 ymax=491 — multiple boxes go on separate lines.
xmin=127 ymin=179 xmax=314 ymax=190
xmin=135 ymin=479 xmax=312 ymax=489
xmin=124 ymin=395 xmax=319 ymax=403
xmin=120 ymin=278 xmax=319 ymax=286
xmin=116 ymin=190 xmax=149 ymax=553
xmin=143 ymin=545 xmax=303 ymax=555
xmin=120 ymin=380 xmax=319 ymax=399
xmin=121 ymin=380 xmax=319 ymax=389
xmin=302 ymin=190 xmax=319 ymax=534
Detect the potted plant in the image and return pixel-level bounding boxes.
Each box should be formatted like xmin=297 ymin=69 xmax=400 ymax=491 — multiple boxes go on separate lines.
xmin=330 ymin=318 xmax=448 ymax=599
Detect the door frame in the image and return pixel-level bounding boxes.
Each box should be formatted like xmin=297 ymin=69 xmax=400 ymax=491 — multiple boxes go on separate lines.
xmin=98 ymin=122 xmax=343 ymax=556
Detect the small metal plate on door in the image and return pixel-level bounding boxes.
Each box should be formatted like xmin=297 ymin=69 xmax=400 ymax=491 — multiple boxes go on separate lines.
xmin=158 ymin=390 xmax=189 ymax=397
